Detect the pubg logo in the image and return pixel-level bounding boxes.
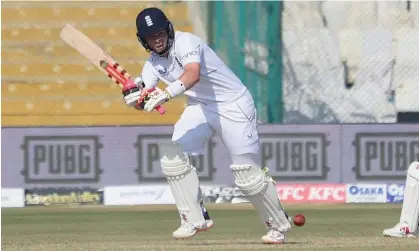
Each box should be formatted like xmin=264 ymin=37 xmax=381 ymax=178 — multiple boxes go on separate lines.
xmin=134 ymin=134 xmax=216 ymax=182
xmin=353 ymin=132 xmax=419 ymax=180
xmin=21 ymin=136 xmax=103 ymax=184
xmin=260 ymin=133 xmax=330 ymax=180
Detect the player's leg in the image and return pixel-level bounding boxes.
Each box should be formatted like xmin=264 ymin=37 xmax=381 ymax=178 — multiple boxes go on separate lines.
xmin=210 ymin=90 xmax=291 ymax=244
xmin=383 ymin=162 xmax=419 ymax=238
xmin=161 ymin=104 xmax=214 ymax=239
xmin=230 ymin=153 xmax=292 ymax=244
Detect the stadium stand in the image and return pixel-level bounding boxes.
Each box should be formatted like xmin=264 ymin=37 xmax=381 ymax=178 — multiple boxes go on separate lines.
xmin=3 ymin=1 xmax=419 ymax=126
xmin=282 ymin=1 xmax=419 ymax=123
xmin=2 ymin=1 xmax=191 ymax=126
xmin=394 ymin=28 xmax=419 ymax=112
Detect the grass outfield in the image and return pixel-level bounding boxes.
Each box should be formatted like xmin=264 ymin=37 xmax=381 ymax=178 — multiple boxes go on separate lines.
xmin=2 ymin=203 xmax=418 ymax=251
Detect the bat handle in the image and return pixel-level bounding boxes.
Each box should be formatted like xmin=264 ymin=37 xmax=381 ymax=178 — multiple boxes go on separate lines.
xmin=155 ymin=105 xmax=166 ymax=115
xmin=122 ymin=81 xmax=137 ymax=91
xmin=125 ymin=80 xmax=166 ymax=115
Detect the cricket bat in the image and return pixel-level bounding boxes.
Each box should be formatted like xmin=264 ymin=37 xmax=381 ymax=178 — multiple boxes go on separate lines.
xmin=59 ymin=24 xmax=165 ymax=115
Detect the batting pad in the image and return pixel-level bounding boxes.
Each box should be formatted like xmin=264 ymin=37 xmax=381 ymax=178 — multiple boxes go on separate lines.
xmin=230 ymin=165 xmax=291 ymax=232
xmin=159 ymin=142 xmax=206 ymax=227
xmin=400 ymin=162 xmax=419 ymax=233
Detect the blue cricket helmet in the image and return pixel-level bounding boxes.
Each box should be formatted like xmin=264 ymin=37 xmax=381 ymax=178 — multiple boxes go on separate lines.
xmin=136 ymin=7 xmax=174 ymax=56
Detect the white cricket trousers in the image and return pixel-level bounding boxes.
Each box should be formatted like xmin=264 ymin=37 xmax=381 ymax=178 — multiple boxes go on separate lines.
xmin=172 ymin=89 xmax=260 ymax=157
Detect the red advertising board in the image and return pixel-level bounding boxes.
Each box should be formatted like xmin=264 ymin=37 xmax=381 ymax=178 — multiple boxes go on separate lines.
xmin=276 ymin=184 xmax=346 ymax=203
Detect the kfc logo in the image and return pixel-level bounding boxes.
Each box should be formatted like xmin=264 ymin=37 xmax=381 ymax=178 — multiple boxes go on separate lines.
xmin=276 ymin=184 xmax=346 ymax=203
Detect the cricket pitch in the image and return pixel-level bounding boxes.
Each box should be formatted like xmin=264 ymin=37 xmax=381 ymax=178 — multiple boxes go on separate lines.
xmin=2 ymin=203 xmax=418 ymax=251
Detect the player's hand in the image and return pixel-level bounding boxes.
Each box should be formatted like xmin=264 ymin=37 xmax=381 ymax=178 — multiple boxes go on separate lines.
xmin=144 ymin=87 xmax=170 ymax=113
xmin=122 ymin=77 xmax=147 ymax=109
xmin=123 ymin=85 xmax=142 ymax=107
xmin=135 ymin=88 xmax=153 ymax=110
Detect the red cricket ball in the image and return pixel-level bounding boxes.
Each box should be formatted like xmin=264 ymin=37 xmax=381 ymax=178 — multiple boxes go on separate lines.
xmin=293 ymin=214 xmax=306 ymax=227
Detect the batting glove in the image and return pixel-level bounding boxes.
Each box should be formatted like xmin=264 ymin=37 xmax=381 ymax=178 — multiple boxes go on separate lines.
xmin=143 ymin=87 xmax=170 ymax=113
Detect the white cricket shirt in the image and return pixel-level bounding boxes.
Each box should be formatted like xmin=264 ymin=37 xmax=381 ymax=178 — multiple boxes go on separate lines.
xmin=140 ymin=31 xmax=247 ymax=103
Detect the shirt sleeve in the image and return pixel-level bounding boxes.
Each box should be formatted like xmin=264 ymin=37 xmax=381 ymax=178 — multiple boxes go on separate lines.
xmin=141 ymin=60 xmax=159 ymax=88
xmin=176 ymin=33 xmax=203 ymax=66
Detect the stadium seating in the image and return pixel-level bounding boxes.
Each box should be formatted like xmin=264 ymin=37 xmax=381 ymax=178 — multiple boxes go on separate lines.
xmin=338 ymin=28 xmax=362 ymax=70
xmin=282 ymin=1 xmax=418 ymax=123
xmin=394 ymin=28 xmax=419 ymax=112
xmin=5 ymin=1 xmax=419 ymax=126
xmin=2 ymin=4 xmax=189 ymax=23
xmin=355 ymin=26 xmax=393 ymax=85
xmin=377 ymin=1 xmax=412 ymax=32
xmin=411 ymin=2 xmax=419 ymax=28
xmin=2 ymin=1 xmax=191 ymax=126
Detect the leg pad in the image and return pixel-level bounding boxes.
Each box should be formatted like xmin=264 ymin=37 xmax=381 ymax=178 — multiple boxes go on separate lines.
xmin=230 ymin=164 xmax=291 ymax=232
xmin=159 ymin=141 xmax=205 ymax=227
xmin=400 ymin=162 xmax=419 ymax=233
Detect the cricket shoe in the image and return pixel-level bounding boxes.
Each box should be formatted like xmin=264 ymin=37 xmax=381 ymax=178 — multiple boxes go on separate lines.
xmin=261 ymin=229 xmax=286 ymax=244
xmin=172 ymin=219 xmax=214 ymax=239
xmin=383 ymin=222 xmax=416 ymax=238
xmin=261 ymin=215 xmax=292 ymax=244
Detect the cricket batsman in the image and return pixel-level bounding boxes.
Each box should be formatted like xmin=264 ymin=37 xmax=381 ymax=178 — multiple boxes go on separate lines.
xmin=383 ymin=162 xmax=419 ymax=238
xmin=123 ymin=7 xmax=292 ymax=244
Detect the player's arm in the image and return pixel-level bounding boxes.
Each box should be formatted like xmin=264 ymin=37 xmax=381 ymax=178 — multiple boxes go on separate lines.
xmin=175 ymin=43 xmax=202 ymax=90
xmin=139 ymin=60 xmax=159 ymax=89
xmin=159 ymin=61 xmax=199 ymax=101
xmin=143 ymin=34 xmax=203 ymax=112
xmin=176 ymin=62 xmax=200 ymax=89
xmin=165 ymin=36 xmax=203 ymax=98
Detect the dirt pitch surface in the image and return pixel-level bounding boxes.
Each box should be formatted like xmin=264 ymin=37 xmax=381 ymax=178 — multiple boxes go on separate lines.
xmin=2 ymin=203 xmax=418 ymax=251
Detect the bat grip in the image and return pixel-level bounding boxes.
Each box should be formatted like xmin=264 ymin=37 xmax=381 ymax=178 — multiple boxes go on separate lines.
xmin=125 ymin=80 xmax=166 ymax=115
xmin=155 ymin=105 xmax=166 ymax=115
xmin=122 ymin=81 xmax=137 ymax=91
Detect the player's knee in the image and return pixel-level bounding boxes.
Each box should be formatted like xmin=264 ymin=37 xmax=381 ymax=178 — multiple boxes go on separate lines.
xmin=231 ymin=153 xmax=260 ymax=166
xmin=171 ymin=135 xmax=206 ymax=156
xmin=230 ymin=165 xmax=268 ymax=196
xmin=159 ymin=141 xmax=193 ymax=177
xmin=407 ymin=162 xmax=419 ymax=180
